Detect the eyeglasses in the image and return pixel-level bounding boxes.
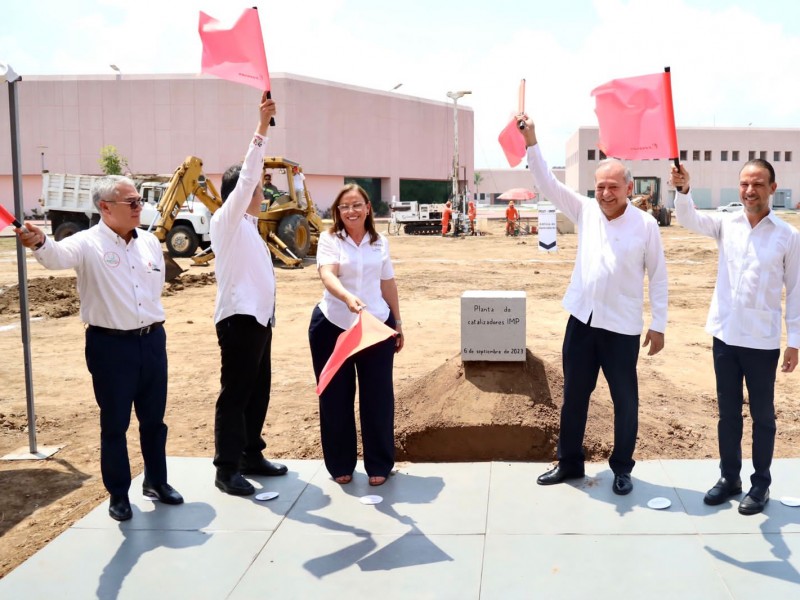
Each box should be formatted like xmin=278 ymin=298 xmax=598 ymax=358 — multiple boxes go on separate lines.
xmin=103 ymin=197 xmax=144 ymax=209
xmin=338 ymin=202 xmax=366 ymax=213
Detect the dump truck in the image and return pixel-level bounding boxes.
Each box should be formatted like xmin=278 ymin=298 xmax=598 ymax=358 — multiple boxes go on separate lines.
xmin=39 ymin=172 xmax=212 ymax=254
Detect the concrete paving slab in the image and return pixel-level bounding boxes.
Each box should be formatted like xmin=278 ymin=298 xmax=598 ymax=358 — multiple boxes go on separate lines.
xmin=489 ymin=461 xmax=697 ymax=535
xmin=232 ymin=526 xmax=484 ymax=599
xmin=1 ymin=457 xmax=799 ymax=600
xmin=0 ymin=528 xmax=271 ymax=600
xmin=481 ymin=533 xmax=732 ymax=600
xmin=281 ymin=462 xmax=490 ymax=536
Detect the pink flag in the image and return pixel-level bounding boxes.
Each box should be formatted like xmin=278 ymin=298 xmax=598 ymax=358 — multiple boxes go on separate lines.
xmin=0 ymin=205 xmax=22 ymax=229
xmin=498 ymin=118 xmax=527 ymax=167
xmin=591 ymin=71 xmax=678 ymax=160
xmin=198 ymin=8 xmax=271 ymax=91
xmin=315 ymin=311 xmax=398 ymax=396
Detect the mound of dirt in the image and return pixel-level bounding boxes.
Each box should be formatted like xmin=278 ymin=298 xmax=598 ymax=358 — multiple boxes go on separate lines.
xmin=395 ymin=350 xmax=611 ymax=462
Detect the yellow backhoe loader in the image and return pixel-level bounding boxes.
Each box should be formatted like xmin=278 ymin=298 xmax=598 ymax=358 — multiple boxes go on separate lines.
xmin=148 ymin=155 xmax=324 ymax=279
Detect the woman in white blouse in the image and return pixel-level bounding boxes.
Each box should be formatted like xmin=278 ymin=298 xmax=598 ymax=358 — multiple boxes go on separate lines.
xmin=309 ymin=184 xmax=404 ymax=486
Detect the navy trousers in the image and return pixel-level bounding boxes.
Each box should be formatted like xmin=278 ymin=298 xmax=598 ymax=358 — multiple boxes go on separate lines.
xmin=558 ymin=315 xmax=641 ymax=475
xmin=308 ymin=306 xmax=396 ymax=479
xmin=712 ymin=337 xmax=780 ymax=489
xmin=214 ymin=314 xmax=272 ymax=473
xmin=85 ymin=326 xmax=168 ymax=497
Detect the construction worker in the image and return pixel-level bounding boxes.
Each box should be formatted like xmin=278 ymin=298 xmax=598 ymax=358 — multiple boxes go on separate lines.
xmin=468 ymin=201 xmax=477 ymax=235
xmin=441 ymin=201 xmax=452 ymax=236
xmin=505 ymin=200 xmax=520 ymax=236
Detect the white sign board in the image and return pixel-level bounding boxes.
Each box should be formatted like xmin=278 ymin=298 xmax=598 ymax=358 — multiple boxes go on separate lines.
xmin=461 ymin=291 xmax=526 ymax=362
xmin=538 ymin=202 xmax=557 ymax=252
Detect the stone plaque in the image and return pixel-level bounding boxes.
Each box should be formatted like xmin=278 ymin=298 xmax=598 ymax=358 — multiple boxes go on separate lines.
xmin=461 ymin=291 xmax=526 ymax=362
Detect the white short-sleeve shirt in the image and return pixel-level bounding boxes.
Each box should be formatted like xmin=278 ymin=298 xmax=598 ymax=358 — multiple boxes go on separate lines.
xmin=316 ymin=229 xmax=395 ymax=329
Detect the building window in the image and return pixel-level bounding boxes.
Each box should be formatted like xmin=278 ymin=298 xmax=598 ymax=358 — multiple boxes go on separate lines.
xmin=680 ymin=150 xmax=687 ymax=161
xmin=587 ymin=190 xmax=596 ymax=198
xmin=721 ymin=150 xmax=728 ymax=161
xmin=759 ymin=151 xmax=766 ymax=160
xmin=588 ymin=149 xmax=596 ymax=160
xmin=599 ymin=150 xmax=607 ymax=160
xmin=748 ymin=150 xmax=756 ymax=160
xmin=732 ymin=150 xmax=740 ymax=161
xmin=786 ymin=151 xmax=792 ymax=162
xmin=704 ymin=150 xmax=712 ymax=161
xmin=774 ymin=151 xmax=781 ymax=162
xmin=692 ymin=150 xmax=700 ymax=161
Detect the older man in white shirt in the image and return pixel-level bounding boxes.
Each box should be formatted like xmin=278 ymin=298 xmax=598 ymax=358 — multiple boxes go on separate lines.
xmin=15 ymin=176 xmax=184 ymax=521
xmin=672 ymin=160 xmax=799 ymax=515
xmin=518 ymin=114 xmax=668 ymax=496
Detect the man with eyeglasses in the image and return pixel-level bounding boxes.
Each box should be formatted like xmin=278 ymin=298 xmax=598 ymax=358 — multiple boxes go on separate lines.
xmin=15 ymin=176 xmax=184 ymax=521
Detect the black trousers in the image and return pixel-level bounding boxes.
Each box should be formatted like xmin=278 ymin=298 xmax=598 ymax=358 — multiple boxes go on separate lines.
xmin=85 ymin=326 xmax=168 ymax=497
xmin=712 ymin=337 xmax=780 ymax=489
xmin=214 ymin=314 xmax=272 ymax=473
xmin=558 ymin=315 xmax=641 ymax=475
xmin=308 ymin=306 xmax=396 ymax=478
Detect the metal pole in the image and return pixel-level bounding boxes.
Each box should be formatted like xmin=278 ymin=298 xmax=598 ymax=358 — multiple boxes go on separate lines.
xmin=7 ymin=75 xmax=38 ymax=453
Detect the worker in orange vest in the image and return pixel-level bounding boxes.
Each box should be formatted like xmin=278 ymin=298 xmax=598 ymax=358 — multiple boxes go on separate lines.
xmin=505 ymin=201 xmax=520 ymax=236
xmin=441 ymin=201 xmax=452 ymax=236
xmin=467 ymin=201 xmax=477 ymax=235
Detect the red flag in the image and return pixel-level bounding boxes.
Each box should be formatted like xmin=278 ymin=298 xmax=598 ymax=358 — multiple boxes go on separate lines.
xmin=0 ymin=204 xmax=22 ymax=229
xmin=198 ymin=8 xmax=271 ymax=91
xmin=315 ymin=311 xmax=398 ymax=396
xmin=498 ymin=117 xmax=527 ymax=167
xmin=591 ymin=71 xmax=678 ymax=160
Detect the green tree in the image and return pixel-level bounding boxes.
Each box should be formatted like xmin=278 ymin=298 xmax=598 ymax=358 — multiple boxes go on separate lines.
xmin=474 ymin=172 xmax=484 ymax=188
xmin=98 ymin=145 xmax=129 ymax=175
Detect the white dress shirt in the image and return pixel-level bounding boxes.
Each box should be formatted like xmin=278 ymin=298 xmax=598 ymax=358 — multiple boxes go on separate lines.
xmin=211 ymin=133 xmax=276 ymax=327
xmin=316 ymin=230 xmax=395 ymax=330
xmin=527 ymin=145 xmax=668 ymax=335
xmin=33 ymin=220 xmax=165 ymax=329
xmin=675 ymin=191 xmax=800 ymax=350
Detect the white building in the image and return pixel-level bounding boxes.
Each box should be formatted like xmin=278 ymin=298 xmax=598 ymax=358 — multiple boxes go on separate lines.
xmin=566 ymin=127 xmax=799 ymax=209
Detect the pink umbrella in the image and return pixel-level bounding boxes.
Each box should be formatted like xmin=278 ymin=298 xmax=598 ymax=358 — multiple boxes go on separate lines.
xmin=498 ymin=188 xmax=537 ymax=201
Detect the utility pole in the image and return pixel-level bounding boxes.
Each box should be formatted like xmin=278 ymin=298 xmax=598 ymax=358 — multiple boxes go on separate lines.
xmin=446 ymin=90 xmax=471 ymax=235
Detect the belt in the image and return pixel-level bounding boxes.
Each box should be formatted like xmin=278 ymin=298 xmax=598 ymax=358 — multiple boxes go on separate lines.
xmin=87 ymin=322 xmax=164 ymax=336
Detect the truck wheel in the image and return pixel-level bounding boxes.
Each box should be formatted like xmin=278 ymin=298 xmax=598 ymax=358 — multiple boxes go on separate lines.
xmin=166 ymin=225 xmax=199 ymax=257
xmin=277 ymin=214 xmax=311 ymax=258
xmin=54 ymin=222 xmax=83 ymax=241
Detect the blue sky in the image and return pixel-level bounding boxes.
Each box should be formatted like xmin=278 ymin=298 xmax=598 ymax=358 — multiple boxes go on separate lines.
xmin=4 ymin=0 xmax=800 ymax=168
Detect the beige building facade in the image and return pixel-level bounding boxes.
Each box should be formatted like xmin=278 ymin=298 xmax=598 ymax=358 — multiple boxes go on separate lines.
xmin=0 ymin=73 xmax=474 ymax=216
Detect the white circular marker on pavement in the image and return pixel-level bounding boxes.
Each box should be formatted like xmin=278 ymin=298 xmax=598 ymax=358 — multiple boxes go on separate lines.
xmin=780 ymin=497 xmax=800 ymax=507
xmin=255 ymin=491 xmax=279 ymax=501
xmin=360 ymin=495 xmax=383 ymax=505
xmin=647 ymin=497 xmax=671 ymax=510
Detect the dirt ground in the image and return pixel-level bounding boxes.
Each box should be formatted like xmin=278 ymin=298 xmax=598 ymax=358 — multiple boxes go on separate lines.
xmin=2 ymin=214 xmax=800 ymax=578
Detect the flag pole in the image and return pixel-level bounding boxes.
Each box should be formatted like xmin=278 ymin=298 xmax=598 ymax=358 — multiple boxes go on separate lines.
xmin=664 ymin=67 xmax=680 ymax=171
xmin=253 ymin=6 xmax=276 ymax=127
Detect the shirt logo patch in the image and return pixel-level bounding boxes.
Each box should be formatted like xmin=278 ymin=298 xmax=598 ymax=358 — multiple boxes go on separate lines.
xmin=103 ymin=252 xmax=121 ymax=268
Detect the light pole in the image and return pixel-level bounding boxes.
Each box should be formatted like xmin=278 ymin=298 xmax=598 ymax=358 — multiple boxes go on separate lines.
xmin=446 ymin=90 xmax=471 ymax=235
xmin=0 ymin=62 xmax=58 ymax=459
xmin=110 ymin=64 xmax=121 ymax=80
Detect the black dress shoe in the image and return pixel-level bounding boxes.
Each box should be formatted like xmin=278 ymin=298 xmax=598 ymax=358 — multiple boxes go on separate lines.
xmin=109 ymin=495 xmax=132 ymax=521
xmin=239 ymin=457 xmax=288 ymax=477
xmin=703 ymin=477 xmax=742 ymax=506
xmin=739 ymin=487 xmax=769 ymax=515
xmin=215 ymin=472 xmax=255 ymax=496
xmin=143 ymin=481 xmax=185 ymax=505
xmin=537 ymin=465 xmax=585 ymax=486
xmin=613 ymin=473 xmax=633 ymax=495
